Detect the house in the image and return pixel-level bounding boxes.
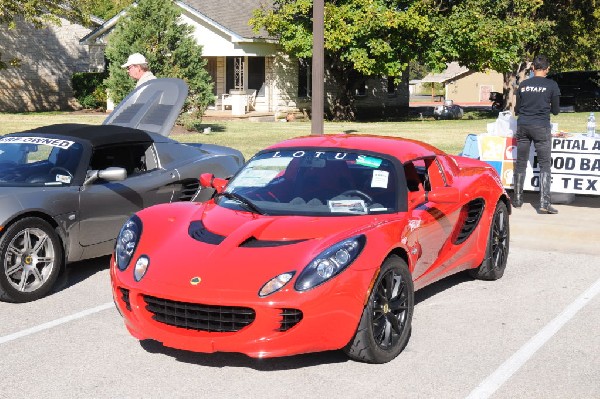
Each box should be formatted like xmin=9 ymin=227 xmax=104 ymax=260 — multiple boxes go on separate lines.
xmin=421 ymin=62 xmax=503 ymax=103
xmin=80 ymin=0 xmax=409 ymax=116
xmin=0 ymin=17 xmax=97 ymax=112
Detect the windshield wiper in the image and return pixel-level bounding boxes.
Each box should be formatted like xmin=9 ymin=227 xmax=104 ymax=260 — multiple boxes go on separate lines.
xmin=217 ymin=192 xmax=266 ymax=215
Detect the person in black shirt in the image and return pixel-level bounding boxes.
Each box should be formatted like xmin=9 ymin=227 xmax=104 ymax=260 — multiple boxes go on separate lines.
xmin=514 ymin=55 xmax=561 ymax=214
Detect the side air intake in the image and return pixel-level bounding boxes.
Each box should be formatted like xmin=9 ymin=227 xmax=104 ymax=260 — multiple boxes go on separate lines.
xmin=453 ymin=198 xmax=485 ymax=245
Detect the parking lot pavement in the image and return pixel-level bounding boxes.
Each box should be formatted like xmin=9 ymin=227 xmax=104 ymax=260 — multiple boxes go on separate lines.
xmin=0 ymin=195 xmax=598 ymax=398
xmin=510 ymin=192 xmax=600 ymax=255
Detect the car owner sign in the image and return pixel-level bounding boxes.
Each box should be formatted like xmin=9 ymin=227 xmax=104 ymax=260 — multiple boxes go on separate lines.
xmin=0 ymin=136 xmax=75 ymax=149
xmin=476 ymin=134 xmax=600 ymax=195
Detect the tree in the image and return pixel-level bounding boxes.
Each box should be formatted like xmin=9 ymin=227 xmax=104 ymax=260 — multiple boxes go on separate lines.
xmin=82 ymin=0 xmax=134 ymax=21
xmin=421 ymin=0 xmax=600 ymax=111
xmin=0 ymin=0 xmax=88 ymax=69
xmin=251 ymin=0 xmax=432 ymax=120
xmin=103 ymin=0 xmax=213 ymax=117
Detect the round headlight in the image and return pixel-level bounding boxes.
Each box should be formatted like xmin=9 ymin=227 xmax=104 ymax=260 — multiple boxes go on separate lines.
xmin=316 ymin=260 xmax=335 ymax=279
xmin=134 ymin=256 xmax=150 ymax=281
xmin=115 ymin=215 xmax=142 ymax=271
xmin=295 ymin=235 xmax=366 ymax=292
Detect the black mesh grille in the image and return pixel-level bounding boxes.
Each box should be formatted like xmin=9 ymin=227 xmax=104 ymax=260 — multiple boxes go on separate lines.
xmin=454 ymin=198 xmax=486 ymax=245
xmin=119 ymin=287 xmax=131 ymax=311
xmin=143 ymin=295 xmax=255 ymax=332
xmin=278 ymin=308 xmax=303 ymax=332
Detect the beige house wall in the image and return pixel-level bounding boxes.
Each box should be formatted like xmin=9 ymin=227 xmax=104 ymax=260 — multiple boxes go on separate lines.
xmin=445 ymin=71 xmax=503 ymax=103
xmin=0 ymin=18 xmax=92 ymax=112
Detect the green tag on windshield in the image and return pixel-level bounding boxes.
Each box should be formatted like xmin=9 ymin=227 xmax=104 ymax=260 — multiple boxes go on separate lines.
xmin=356 ymin=155 xmax=382 ymax=168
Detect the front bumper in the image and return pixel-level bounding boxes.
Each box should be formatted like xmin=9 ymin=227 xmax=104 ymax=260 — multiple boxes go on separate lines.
xmin=111 ymin=258 xmax=373 ymax=358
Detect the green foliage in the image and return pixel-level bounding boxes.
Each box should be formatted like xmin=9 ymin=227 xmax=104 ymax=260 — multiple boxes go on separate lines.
xmin=421 ymin=0 xmax=600 ymax=110
xmin=409 ymin=60 xmax=430 ymax=80
xmin=103 ymin=0 xmax=213 ymax=117
xmin=541 ymin=0 xmax=600 ymax=71
xmin=423 ymin=0 xmax=549 ymax=73
xmin=81 ymin=0 xmax=134 ymax=20
xmin=251 ymin=0 xmax=433 ymax=120
xmin=72 ymin=72 xmax=109 ymax=109
xmin=0 ymin=0 xmax=89 ymax=70
xmin=0 ymin=0 xmax=88 ymax=28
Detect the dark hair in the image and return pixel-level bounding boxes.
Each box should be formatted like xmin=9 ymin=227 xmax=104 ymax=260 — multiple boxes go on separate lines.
xmin=532 ymin=55 xmax=550 ymax=71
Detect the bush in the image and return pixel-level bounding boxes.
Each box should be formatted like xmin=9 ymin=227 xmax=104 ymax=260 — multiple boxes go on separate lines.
xmin=72 ymin=72 xmax=109 ymax=110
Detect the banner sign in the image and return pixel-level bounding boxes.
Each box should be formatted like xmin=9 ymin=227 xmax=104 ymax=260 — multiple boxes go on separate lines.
xmin=477 ymin=134 xmax=600 ymax=195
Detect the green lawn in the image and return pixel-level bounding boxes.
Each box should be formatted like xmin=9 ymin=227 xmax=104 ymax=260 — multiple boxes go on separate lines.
xmin=0 ymin=110 xmax=591 ymax=160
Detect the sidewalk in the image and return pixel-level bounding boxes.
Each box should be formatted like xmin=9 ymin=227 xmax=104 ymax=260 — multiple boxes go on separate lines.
xmin=203 ymin=101 xmax=494 ymax=121
xmin=509 ymin=192 xmax=600 ymax=256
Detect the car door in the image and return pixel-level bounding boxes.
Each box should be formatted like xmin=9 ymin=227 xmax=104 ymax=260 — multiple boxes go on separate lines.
xmin=78 ymin=143 xmax=177 ymax=246
xmin=404 ymin=157 xmax=463 ymax=285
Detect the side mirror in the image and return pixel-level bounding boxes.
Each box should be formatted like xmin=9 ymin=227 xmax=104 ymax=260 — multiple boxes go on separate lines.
xmin=199 ymin=173 xmax=227 ymax=193
xmin=84 ymin=167 xmax=127 ymax=186
xmin=427 ymin=186 xmax=460 ymax=203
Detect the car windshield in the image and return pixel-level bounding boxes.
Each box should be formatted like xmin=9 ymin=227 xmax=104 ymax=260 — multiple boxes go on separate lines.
xmin=221 ymin=149 xmax=400 ymax=216
xmin=0 ymin=136 xmax=83 ymax=187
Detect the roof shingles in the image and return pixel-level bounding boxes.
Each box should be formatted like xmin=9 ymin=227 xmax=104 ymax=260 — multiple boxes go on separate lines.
xmin=181 ymin=0 xmax=272 ymax=39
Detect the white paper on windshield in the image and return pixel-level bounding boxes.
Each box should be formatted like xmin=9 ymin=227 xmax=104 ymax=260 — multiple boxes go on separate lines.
xmin=328 ymin=199 xmax=367 ymax=214
xmin=0 ymin=136 xmax=75 ymax=149
xmin=234 ymin=168 xmax=280 ymax=187
xmin=371 ymin=170 xmax=389 ymax=188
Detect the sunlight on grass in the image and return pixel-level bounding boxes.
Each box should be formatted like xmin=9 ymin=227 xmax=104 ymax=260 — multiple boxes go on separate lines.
xmin=0 ymin=111 xmax=591 ymax=161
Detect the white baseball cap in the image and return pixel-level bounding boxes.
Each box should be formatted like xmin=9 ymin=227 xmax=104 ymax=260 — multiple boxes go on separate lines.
xmin=121 ymin=53 xmax=148 ymax=68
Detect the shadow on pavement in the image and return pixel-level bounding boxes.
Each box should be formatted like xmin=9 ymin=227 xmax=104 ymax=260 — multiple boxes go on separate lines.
xmin=139 ymin=339 xmax=348 ymax=370
xmin=50 ymin=255 xmax=111 ymax=296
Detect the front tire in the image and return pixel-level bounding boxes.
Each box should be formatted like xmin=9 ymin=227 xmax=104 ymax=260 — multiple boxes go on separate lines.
xmin=344 ymin=255 xmax=414 ymax=363
xmin=469 ymin=201 xmax=509 ymax=280
xmin=0 ymin=217 xmax=63 ymax=302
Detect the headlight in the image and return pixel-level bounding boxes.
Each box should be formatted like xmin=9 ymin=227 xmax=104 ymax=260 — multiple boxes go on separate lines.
xmin=259 ymin=272 xmax=295 ymax=297
xmin=134 ymin=256 xmax=150 ymax=281
xmin=294 ymin=235 xmax=366 ymax=291
xmin=115 ymin=215 xmax=142 ymax=271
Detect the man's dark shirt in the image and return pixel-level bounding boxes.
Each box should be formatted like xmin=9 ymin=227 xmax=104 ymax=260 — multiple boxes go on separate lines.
xmin=515 ymin=76 xmax=560 ymax=127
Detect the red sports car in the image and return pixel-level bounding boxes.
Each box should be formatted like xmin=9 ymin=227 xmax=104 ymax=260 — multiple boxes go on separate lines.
xmin=110 ymin=134 xmax=510 ymax=363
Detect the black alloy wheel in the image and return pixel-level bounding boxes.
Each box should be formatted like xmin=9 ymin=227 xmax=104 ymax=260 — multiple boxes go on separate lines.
xmin=469 ymin=201 xmax=510 ymax=280
xmin=344 ymin=255 xmax=414 ymax=363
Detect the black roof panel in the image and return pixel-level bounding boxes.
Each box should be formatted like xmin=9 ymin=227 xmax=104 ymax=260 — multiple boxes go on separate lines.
xmin=11 ymin=124 xmax=152 ymax=147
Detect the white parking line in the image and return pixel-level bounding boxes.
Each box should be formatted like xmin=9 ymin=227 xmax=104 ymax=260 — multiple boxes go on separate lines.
xmin=0 ymin=302 xmax=114 ymax=345
xmin=466 ymin=276 xmax=600 ymax=399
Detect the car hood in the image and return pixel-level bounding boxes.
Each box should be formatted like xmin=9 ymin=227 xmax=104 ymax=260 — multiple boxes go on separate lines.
xmin=199 ymin=203 xmax=377 ymax=242
xmin=134 ymin=203 xmax=383 ymax=294
xmin=102 ymin=78 xmax=188 ymax=137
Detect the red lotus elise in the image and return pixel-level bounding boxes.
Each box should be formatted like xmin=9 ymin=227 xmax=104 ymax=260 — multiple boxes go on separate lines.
xmin=110 ymin=134 xmax=511 ymax=363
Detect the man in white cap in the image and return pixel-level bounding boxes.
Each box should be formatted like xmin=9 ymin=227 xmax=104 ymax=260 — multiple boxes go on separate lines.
xmin=121 ymin=53 xmax=156 ymax=87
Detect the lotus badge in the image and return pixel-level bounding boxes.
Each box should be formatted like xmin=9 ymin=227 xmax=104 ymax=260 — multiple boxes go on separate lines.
xmin=190 ymin=276 xmax=201 ymax=286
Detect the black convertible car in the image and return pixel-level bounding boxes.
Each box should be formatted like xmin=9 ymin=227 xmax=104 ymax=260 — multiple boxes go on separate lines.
xmin=0 ymin=79 xmax=244 ymax=302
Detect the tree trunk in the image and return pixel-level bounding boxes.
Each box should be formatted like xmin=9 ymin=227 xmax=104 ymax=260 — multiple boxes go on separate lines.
xmin=504 ymin=61 xmax=531 ymax=114
xmin=325 ymin=57 xmax=357 ymax=121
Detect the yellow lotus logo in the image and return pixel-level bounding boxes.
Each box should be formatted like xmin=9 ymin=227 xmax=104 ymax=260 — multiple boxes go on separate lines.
xmin=190 ymin=276 xmax=202 ymax=286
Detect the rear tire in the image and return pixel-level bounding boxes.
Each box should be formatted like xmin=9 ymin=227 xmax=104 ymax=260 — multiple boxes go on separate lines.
xmin=0 ymin=217 xmax=63 ymax=302
xmin=469 ymin=201 xmax=509 ymax=280
xmin=344 ymin=255 xmax=414 ymax=363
